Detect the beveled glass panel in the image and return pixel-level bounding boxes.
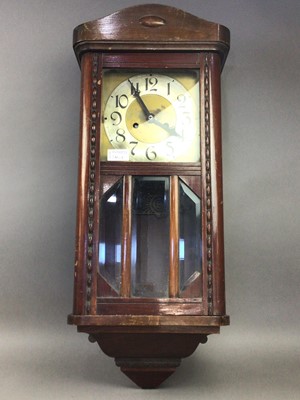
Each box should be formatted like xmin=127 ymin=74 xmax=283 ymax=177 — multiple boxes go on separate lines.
xmin=131 ymin=177 xmax=170 ymax=297
xmin=179 ymin=180 xmax=202 ymax=297
xmin=99 ymin=178 xmax=123 ymax=294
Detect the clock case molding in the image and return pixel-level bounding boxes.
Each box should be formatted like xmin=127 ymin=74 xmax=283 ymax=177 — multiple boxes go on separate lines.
xmin=68 ymin=4 xmax=230 ymax=389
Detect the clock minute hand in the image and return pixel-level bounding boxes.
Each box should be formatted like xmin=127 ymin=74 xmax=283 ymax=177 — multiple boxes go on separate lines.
xmin=128 ymin=79 xmax=154 ymax=121
xmin=150 ymin=117 xmax=182 ymax=139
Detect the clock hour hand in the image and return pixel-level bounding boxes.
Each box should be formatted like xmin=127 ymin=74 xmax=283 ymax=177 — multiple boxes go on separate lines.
xmin=128 ymin=79 xmax=154 ymax=121
xmin=128 ymin=79 xmax=182 ymax=139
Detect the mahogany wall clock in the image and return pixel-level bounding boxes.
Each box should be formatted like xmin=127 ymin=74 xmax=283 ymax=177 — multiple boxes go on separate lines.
xmin=68 ymin=4 xmax=230 ymax=389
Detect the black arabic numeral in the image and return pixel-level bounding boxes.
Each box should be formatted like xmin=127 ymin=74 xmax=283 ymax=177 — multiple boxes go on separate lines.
xmin=182 ymin=112 xmax=192 ymax=126
xmin=177 ymin=94 xmax=186 ymax=105
xmin=167 ymin=82 xmax=171 ymax=96
xmin=110 ymin=111 xmax=122 ymax=126
xmin=166 ymin=141 xmax=175 ymax=158
xmin=116 ymin=128 xmax=126 ymax=143
xmin=130 ymin=82 xmax=139 ymax=96
xmin=115 ymin=94 xmax=129 ymax=109
xmin=146 ymin=146 xmax=157 ymax=161
xmin=129 ymin=141 xmax=138 ymax=156
xmin=145 ymin=76 xmax=158 ymax=91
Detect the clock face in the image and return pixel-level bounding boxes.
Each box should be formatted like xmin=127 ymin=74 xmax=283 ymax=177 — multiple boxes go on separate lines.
xmin=100 ymin=69 xmax=200 ymax=162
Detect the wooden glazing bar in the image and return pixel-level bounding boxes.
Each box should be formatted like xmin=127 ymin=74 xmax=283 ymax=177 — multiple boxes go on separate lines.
xmin=169 ymin=176 xmax=179 ymax=298
xmin=120 ymin=175 xmax=132 ymax=297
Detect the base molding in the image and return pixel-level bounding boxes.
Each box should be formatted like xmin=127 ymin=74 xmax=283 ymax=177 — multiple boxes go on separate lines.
xmin=68 ymin=315 xmax=229 ymax=388
xmin=88 ymin=332 xmax=208 ymax=388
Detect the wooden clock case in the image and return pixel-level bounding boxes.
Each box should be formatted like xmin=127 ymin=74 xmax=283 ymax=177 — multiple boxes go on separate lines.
xmin=68 ymin=4 xmax=230 ymax=389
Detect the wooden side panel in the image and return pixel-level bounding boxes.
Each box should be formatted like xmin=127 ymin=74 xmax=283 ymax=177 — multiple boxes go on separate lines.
xmin=72 ymin=53 xmax=102 ymax=315
xmin=209 ymin=53 xmax=226 ymax=315
xmin=73 ymin=53 xmax=93 ymax=315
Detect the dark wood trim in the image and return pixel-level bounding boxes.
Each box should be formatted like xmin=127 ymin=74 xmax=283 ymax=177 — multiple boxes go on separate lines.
xmin=99 ymin=175 xmax=122 ymax=198
xmin=179 ymin=176 xmax=201 ymax=198
xmin=97 ymin=297 xmax=202 ymax=304
xmin=68 ymin=314 xmax=229 ymax=328
xmin=92 ymin=332 xmax=207 ymax=357
xmin=102 ymin=52 xmax=201 ymax=68
xmin=97 ymin=302 xmax=203 ymax=316
xmin=100 ymin=162 xmax=201 ymax=176
xmin=180 ymin=273 xmax=202 ymax=299
xmin=75 ymin=44 xmax=230 ymax=66
xmin=97 ymin=274 xmax=119 ymax=298
xmin=96 ymin=294 xmax=205 ymax=315
xmin=78 ymin=325 xmax=220 ymax=335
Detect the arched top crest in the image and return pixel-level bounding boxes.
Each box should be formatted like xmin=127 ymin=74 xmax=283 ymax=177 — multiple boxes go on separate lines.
xmin=73 ymin=4 xmax=230 ymax=64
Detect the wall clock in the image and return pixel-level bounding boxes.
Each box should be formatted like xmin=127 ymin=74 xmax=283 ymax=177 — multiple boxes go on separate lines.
xmin=68 ymin=4 xmax=230 ymax=389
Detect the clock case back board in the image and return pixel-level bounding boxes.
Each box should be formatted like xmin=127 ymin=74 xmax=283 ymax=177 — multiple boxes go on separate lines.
xmin=68 ymin=4 xmax=230 ymax=389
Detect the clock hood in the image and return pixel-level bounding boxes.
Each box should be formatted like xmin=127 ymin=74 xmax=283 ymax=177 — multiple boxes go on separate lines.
xmin=73 ymin=4 xmax=230 ymax=66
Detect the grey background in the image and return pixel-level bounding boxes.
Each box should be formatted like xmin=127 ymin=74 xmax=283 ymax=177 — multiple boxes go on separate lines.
xmin=1 ymin=0 xmax=299 ymax=399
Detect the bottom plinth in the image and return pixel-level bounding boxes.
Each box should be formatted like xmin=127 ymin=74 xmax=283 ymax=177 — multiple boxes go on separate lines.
xmin=68 ymin=314 xmax=229 ymax=388
xmin=88 ymin=332 xmax=208 ymax=388
xmin=116 ymin=358 xmax=181 ymax=389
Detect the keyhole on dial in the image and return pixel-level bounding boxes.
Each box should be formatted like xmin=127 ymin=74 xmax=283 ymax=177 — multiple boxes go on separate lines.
xmin=133 ymin=122 xmax=139 ymax=129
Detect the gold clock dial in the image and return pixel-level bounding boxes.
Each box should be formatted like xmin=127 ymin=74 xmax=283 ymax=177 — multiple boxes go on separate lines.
xmin=100 ymin=70 xmax=200 ymax=162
